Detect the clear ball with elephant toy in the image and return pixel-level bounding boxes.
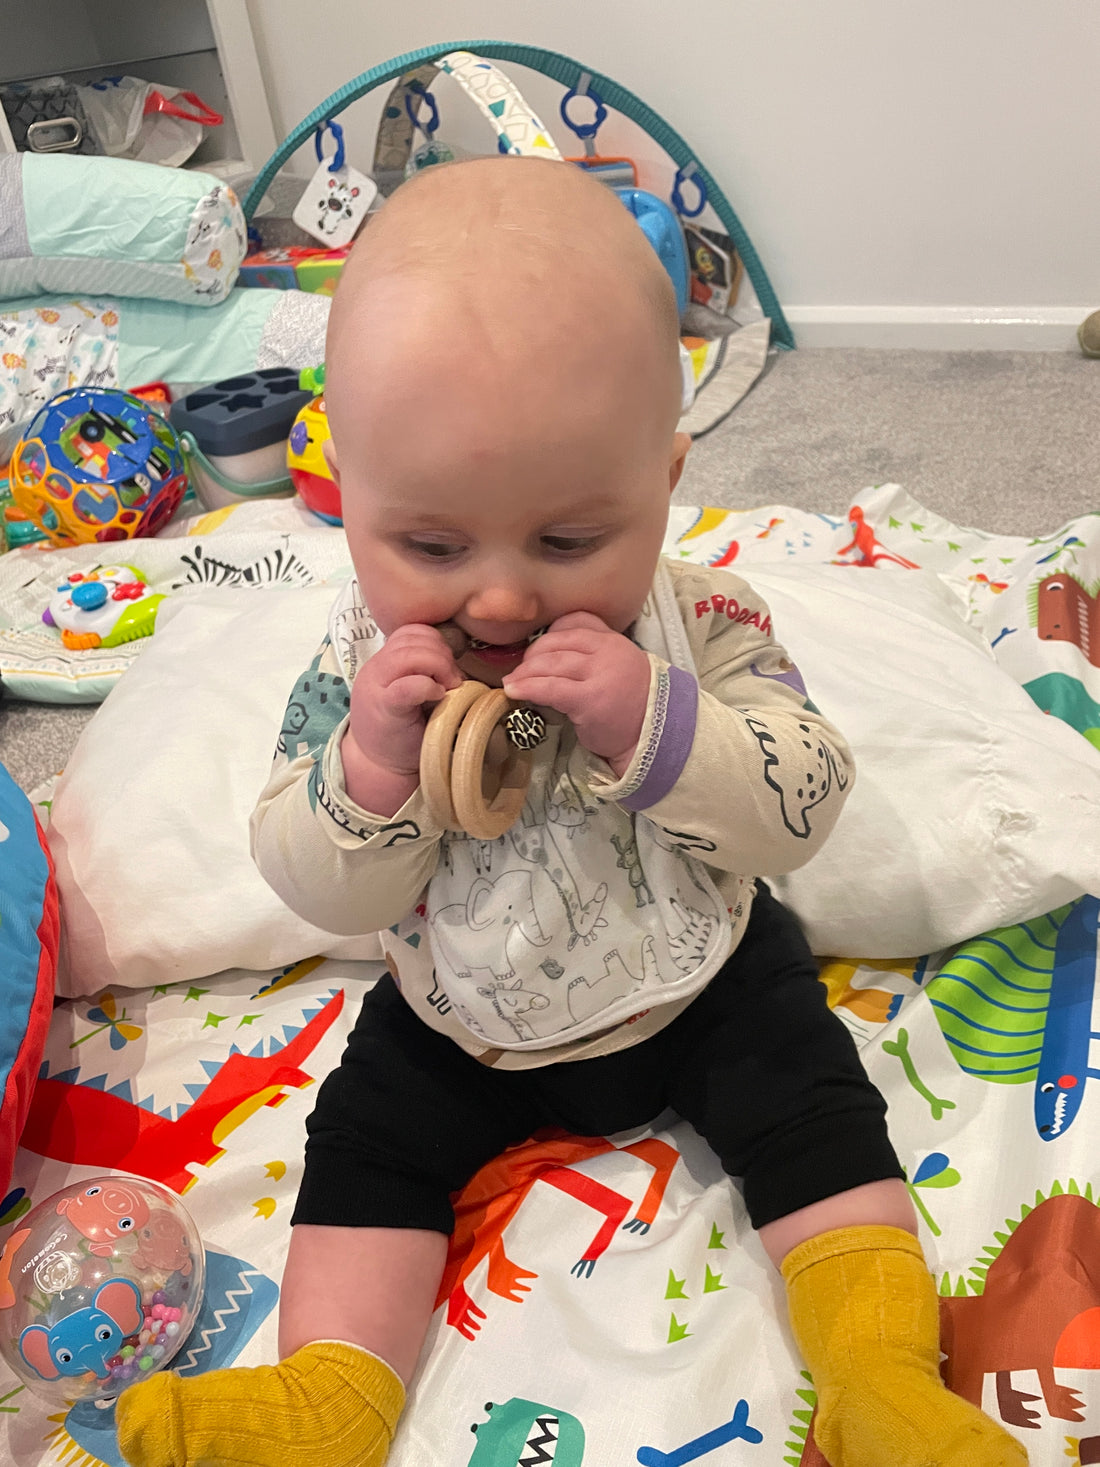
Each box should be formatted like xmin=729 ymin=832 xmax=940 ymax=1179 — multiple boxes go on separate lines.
xmin=0 ymin=1175 xmax=204 ymax=1405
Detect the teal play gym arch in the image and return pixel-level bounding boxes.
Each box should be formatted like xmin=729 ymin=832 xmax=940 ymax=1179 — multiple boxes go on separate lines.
xmin=243 ymin=40 xmax=794 ymax=349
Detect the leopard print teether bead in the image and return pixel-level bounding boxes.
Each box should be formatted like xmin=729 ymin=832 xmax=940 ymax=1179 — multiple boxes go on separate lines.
xmin=504 ymin=706 xmax=546 ymax=750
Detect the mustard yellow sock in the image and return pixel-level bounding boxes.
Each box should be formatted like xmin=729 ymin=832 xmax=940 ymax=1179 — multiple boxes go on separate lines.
xmin=781 ymin=1225 xmax=1028 ymax=1467
xmin=115 ymin=1339 xmax=405 ymax=1467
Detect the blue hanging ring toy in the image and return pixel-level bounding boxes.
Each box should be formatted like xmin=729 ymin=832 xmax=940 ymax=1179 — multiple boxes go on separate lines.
xmin=671 ymin=163 xmax=707 ymax=219
xmin=559 ymin=85 xmax=607 ymax=141
xmin=314 ymin=119 xmax=346 ymax=173
xmin=404 ymin=81 xmax=440 ymax=137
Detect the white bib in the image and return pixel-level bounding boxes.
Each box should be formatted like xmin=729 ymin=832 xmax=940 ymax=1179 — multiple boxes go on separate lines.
xmin=330 ymin=562 xmax=733 ymax=1051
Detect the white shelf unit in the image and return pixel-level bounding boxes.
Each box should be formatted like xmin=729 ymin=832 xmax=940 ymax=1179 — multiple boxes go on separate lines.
xmin=0 ymin=0 xmax=277 ymax=179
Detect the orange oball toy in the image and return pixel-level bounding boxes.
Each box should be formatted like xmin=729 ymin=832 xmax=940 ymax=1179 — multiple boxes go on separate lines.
xmin=10 ymin=388 xmax=187 ymax=547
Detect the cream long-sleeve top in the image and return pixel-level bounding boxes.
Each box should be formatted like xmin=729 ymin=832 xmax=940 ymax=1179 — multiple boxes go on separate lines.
xmin=251 ymin=557 xmax=855 ymax=1070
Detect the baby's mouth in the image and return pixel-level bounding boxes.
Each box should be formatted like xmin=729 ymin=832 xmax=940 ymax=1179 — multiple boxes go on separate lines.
xmin=465 ymin=627 xmax=547 ymax=656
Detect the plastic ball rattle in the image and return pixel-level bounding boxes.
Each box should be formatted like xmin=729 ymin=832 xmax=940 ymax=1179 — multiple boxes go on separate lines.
xmin=0 ymin=1175 xmax=204 ymax=1405
xmin=9 ymin=388 xmax=188 ymax=547
xmin=421 ymin=683 xmax=547 ymax=839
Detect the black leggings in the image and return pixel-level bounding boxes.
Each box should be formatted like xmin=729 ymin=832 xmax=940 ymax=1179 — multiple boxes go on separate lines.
xmin=293 ymin=884 xmax=903 ymax=1233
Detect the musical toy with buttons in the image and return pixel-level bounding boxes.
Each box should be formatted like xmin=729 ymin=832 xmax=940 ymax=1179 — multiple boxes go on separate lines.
xmin=9 ymin=388 xmax=188 ymax=548
xmin=42 ymin=566 xmax=164 ymax=651
xmin=0 ymin=1175 xmax=204 ymax=1406
xmin=287 ymin=394 xmax=341 ymax=524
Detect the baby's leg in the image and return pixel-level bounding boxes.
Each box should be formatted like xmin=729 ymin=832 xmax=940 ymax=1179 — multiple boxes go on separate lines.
xmin=116 ymin=1224 xmax=446 ymax=1467
xmin=277 ymin=1223 xmax=446 ymax=1379
xmin=667 ymin=885 xmax=1026 ymax=1467
xmin=761 ymin=1181 xmax=1027 ymax=1467
xmin=118 ymin=973 xmax=541 ymax=1467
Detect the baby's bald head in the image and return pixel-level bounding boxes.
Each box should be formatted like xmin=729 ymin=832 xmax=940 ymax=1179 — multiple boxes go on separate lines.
xmin=325 ymin=156 xmax=684 ymax=468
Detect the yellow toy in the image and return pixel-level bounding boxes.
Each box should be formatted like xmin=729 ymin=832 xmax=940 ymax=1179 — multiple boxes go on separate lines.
xmin=287 ymin=396 xmax=341 ymax=524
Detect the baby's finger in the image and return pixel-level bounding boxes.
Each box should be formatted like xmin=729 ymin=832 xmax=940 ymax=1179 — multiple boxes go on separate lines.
xmin=385 ymin=624 xmax=464 ymax=667
xmin=516 ymin=629 xmax=603 ymax=667
xmin=391 ymin=621 xmax=456 ymax=644
xmin=384 ymin=673 xmax=454 ymax=713
xmin=500 ymin=673 xmax=585 ymax=716
xmin=375 ymin=643 xmax=463 ymax=690
xmin=509 ymin=649 xmax=592 ymax=683
xmin=546 ymin=610 xmax=612 ymax=636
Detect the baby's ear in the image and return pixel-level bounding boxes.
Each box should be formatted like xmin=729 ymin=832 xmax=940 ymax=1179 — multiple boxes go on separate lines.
xmin=321 ymin=436 xmax=341 ymax=483
xmin=668 ymin=432 xmax=691 ymax=494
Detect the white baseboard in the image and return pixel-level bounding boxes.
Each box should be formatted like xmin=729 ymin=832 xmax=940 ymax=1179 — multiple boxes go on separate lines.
xmin=783 ymin=305 xmax=1094 ymax=350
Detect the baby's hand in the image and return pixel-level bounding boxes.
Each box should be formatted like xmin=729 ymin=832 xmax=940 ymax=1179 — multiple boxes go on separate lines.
xmin=342 ymin=624 xmax=463 ymax=814
xmin=503 ymin=612 xmax=650 ymax=775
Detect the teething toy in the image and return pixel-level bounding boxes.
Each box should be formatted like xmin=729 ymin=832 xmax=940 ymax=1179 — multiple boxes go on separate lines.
xmin=421 ymin=683 xmax=546 ymax=839
xmin=42 ymin=565 xmax=163 ymax=650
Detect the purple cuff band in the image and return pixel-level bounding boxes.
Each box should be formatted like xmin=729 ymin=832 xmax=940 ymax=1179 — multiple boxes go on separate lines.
xmin=619 ymin=663 xmax=698 ymax=812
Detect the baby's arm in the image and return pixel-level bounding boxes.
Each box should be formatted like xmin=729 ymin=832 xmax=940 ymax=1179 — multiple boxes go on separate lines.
xmin=505 ymin=574 xmax=854 ymax=876
xmin=606 ymin=614 xmax=854 ymax=875
xmin=250 ymin=625 xmax=460 ymax=935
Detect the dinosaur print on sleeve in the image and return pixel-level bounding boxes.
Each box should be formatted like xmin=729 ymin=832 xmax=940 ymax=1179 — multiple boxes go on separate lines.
xmin=276 ymin=644 xmax=350 ymax=764
xmin=743 ymin=714 xmax=849 ymax=839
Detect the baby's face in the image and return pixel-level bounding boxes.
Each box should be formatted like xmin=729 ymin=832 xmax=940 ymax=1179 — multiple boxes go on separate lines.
xmin=324 ymin=156 xmax=688 ymax=683
xmin=336 ymin=362 xmax=686 ymax=685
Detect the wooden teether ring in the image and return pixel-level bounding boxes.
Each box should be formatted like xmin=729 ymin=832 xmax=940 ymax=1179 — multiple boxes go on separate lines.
xmin=420 ymin=680 xmax=488 ymax=830
xmin=451 ymin=688 xmax=535 ymax=839
xmin=421 ymin=683 xmax=543 ymax=838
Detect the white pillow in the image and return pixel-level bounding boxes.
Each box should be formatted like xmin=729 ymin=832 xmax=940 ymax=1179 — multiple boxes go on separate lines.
xmin=48 ymin=565 xmax=1100 ymax=995
xmin=50 ymin=588 xmax=382 ymax=998
xmin=753 ymin=564 xmax=1100 ymax=955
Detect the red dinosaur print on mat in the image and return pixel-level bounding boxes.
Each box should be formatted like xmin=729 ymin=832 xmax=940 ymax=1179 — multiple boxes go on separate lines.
xmin=834 ymin=505 xmax=919 ymax=570
xmin=20 ymin=991 xmax=344 ymax=1194
xmin=797 ymin=1191 xmax=1100 ymax=1463
xmin=439 ymin=1128 xmax=679 ymax=1340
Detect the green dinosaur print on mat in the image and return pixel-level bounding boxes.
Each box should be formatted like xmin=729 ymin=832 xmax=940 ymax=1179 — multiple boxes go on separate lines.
xmin=928 ymin=898 xmax=1100 ymax=1143
xmin=467 ymin=1397 xmax=584 ymax=1465
xmin=1024 ymin=672 xmax=1100 ymax=749
xmin=927 ymin=906 xmax=1070 ymax=1084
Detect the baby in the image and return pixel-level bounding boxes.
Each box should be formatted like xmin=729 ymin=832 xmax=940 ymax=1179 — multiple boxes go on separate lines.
xmin=117 ymin=157 xmax=1025 ymax=1467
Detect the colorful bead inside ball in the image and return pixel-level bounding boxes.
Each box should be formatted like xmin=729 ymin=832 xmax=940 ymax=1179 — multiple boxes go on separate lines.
xmin=0 ymin=1175 xmax=204 ymax=1405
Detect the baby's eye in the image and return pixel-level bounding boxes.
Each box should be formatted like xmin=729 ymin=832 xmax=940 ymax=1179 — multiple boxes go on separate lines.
xmin=406 ymin=540 xmax=465 ymax=560
xmin=541 ymin=534 xmax=600 ymax=556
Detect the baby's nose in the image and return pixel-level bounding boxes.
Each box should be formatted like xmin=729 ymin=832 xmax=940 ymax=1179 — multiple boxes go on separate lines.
xmin=465 ymin=581 xmax=540 ymax=626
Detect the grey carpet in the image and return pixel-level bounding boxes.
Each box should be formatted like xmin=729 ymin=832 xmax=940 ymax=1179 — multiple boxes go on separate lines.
xmin=4 ymin=348 xmax=1098 ymax=794
xmin=678 ymin=347 xmax=1100 ymax=536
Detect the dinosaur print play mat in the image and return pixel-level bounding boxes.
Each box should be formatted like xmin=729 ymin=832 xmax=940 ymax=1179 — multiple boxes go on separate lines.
xmin=2 ymin=484 xmax=1100 ymax=1466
